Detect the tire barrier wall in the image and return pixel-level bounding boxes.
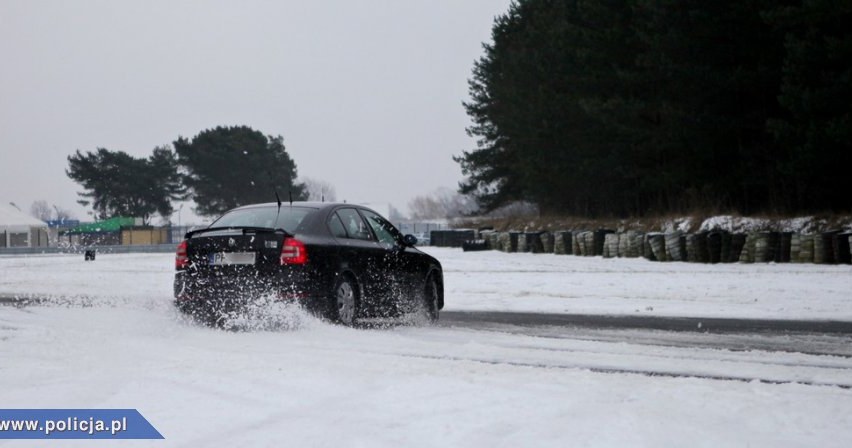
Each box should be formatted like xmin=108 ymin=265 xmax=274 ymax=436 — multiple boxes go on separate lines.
xmin=541 ymin=232 xmax=554 ymax=254
xmin=470 ymin=229 xmax=852 ymax=264
xmin=665 ymin=232 xmax=686 ymax=262
xmin=603 ymin=233 xmax=618 ymax=258
xmin=553 ymin=231 xmax=572 ymax=255
xmin=685 ymin=233 xmax=708 ymax=263
xmin=430 ymin=230 xmax=476 ymax=248
xmin=461 ymin=239 xmax=489 ymax=252
xmin=647 ymin=233 xmax=666 ymax=261
xmin=517 ymin=232 xmax=545 ymax=253
xmin=573 ymin=231 xmax=587 ymax=255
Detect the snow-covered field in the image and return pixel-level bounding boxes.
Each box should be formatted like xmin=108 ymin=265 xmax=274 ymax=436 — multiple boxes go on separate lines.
xmin=431 ymin=248 xmax=852 ymax=321
xmin=1 ymin=248 xmax=851 ymax=447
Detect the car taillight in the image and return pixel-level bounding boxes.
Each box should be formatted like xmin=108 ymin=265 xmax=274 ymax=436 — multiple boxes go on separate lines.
xmin=280 ymin=237 xmax=308 ymax=265
xmin=176 ymin=240 xmax=189 ymax=269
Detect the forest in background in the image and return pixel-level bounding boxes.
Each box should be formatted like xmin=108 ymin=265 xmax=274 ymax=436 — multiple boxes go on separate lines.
xmin=456 ymin=0 xmax=852 ymax=218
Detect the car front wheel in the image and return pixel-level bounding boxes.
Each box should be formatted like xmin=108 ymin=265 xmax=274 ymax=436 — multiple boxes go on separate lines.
xmin=331 ymin=275 xmax=359 ymax=326
xmin=422 ymin=275 xmax=439 ymax=324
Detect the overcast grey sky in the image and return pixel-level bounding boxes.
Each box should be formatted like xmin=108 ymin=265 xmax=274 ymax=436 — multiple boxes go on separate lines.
xmin=0 ymin=0 xmax=512 ymax=222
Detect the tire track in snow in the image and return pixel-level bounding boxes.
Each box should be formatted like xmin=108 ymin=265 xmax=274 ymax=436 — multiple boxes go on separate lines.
xmin=468 ymin=335 xmax=852 ymax=372
xmin=386 ymin=352 xmax=852 ymax=390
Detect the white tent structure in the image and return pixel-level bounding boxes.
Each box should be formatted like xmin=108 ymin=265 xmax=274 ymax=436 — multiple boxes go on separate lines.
xmin=0 ymin=203 xmax=49 ymax=248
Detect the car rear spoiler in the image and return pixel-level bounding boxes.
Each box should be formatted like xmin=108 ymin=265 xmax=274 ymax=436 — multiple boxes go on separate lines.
xmin=184 ymin=226 xmax=291 ymax=239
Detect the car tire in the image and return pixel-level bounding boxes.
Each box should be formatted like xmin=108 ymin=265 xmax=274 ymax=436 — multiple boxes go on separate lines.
xmin=422 ymin=274 xmax=439 ymax=324
xmin=175 ymin=300 xmax=219 ymax=327
xmin=330 ymin=274 xmax=359 ymax=326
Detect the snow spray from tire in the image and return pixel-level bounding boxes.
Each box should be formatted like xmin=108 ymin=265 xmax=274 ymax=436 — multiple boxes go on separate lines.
xmin=215 ymin=294 xmax=321 ymax=332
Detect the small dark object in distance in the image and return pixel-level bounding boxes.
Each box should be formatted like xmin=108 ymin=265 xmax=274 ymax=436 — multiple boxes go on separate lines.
xmin=84 ymin=250 xmax=96 ymax=261
xmin=430 ymin=230 xmax=476 ymax=248
xmin=462 ymin=239 xmax=489 ymax=252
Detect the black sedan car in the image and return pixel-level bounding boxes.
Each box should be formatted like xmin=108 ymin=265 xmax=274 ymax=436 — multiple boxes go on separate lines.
xmin=174 ymin=202 xmax=443 ymax=326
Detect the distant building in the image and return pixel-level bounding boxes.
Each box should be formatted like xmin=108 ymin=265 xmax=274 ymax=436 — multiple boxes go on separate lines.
xmin=0 ymin=203 xmax=49 ymax=248
xmin=62 ymin=216 xmax=137 ymax=246
xmin=61 ymin=217 xmax=170 ymax=246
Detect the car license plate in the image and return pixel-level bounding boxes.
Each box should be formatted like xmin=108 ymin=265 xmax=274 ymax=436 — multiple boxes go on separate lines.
xmin=209 ymin=252 xmax=256 ymax=265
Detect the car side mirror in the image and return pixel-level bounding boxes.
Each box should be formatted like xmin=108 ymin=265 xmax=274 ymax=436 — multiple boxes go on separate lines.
xmin=402 ymin=234 xmax=418 ymax=247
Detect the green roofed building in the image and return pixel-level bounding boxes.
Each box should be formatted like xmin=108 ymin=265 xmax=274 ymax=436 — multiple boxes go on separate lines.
xmin=62 ymin=217 xmax=172 ymax=247
xmin=65 ymin=217 xmax=137 ymax=235
xmin=63 ymin=217 xmax=138 ymax=246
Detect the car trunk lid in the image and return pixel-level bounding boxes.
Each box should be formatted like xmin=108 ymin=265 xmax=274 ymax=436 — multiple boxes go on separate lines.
xmin=185 ymin=227 xmax=288 ymax=274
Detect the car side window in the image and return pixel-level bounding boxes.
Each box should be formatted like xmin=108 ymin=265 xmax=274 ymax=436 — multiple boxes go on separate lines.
xmin=328 ymin=213 xmax=348 ymax=238
xmin=335 ymin=208 xmax=373 ymax=241
xmin=360 ymin=209 xmax=400 ymax=247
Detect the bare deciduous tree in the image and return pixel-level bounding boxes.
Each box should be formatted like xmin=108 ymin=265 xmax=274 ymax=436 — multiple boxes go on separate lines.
xmin=29 ymin=201 xmax=77 ymax=222
xmin=53 ymin=205 xmax=75 ymax=221
xmin=407 ymin=188 xmax=478 ymax=219
xmin=29 ymin=200 xmax=52 ymax=221
xmin=300 ymin=177 xmax=337 ymax=202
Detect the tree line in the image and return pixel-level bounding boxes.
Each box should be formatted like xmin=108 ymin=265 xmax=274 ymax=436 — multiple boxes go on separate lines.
xmin=456 ymin=0 xmax=852 ymax=217
xmin=67 ymin=126 xmax=305 ymax=223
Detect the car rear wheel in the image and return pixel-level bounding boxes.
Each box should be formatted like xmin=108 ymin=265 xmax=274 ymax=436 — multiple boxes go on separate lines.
xmin=331 ymin=275 xmax=359 ymax=326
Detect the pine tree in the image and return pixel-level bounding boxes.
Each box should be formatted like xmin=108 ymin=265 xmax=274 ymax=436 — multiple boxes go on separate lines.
xmin=766 ymin=0 xmax=852 ymax=212
xmin=173 ymin=126 xmax=306 ymax=216
xmin=457 ymin=0 xmax=816 ymax=217
xmin=66 ymin=147 xmax=186 ymax=223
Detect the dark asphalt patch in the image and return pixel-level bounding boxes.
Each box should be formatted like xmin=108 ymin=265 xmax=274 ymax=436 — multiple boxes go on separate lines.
xmin=440 ymin=310 xmax=852 ymax=334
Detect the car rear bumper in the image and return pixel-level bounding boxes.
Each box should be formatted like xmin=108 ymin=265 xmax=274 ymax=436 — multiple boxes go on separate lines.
xmin=173 ymin=270 xmax=331 ymax=316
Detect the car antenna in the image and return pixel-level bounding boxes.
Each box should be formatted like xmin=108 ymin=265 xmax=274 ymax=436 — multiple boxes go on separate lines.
xmin=268 ymin=170 xmax=283 ymax=230
xmin=274 ymin=189 xmax=283 ymax=230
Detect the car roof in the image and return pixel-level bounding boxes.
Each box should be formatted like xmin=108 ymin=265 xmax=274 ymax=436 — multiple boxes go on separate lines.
xmin=228 ymin=202 xmax=389 ymax=220
xmin=231 ymin=201 xmax=370 ymax=211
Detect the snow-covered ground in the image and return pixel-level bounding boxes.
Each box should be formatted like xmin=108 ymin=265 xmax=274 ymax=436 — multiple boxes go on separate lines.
xmin=2 ymin=247 xmax=851 ymax=321
xmin=428 ymin=247 xmax=852 ymax=321
xmin=1 ymin=248 xmax=852 ymax=447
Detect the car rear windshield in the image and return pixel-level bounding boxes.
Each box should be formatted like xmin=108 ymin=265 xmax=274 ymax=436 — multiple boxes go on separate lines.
xmin=210 ymin=206 xmax=316 ymax=233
